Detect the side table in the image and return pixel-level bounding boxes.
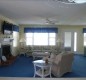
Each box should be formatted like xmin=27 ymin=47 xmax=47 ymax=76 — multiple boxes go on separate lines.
xmin=33 ymin=60 xmax=52 ymax=78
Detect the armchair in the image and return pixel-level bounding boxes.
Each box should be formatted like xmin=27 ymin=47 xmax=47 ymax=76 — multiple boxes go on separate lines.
xmin=51 ymin=52 xmax=74 ymax=77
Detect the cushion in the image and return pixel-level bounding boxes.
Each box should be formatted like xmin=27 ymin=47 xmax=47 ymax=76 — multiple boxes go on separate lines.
xmin=48 ymin=53 xmax=56 ymax=62
xmin=50 ymin=53 xmax=56 ymax=59
xmin=2 ymin=56 xmax=7 ymax=62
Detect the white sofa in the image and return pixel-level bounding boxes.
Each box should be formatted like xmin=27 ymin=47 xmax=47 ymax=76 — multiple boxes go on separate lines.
xmin=31 ymin=46 xmax=54 ymax=59
xmin=23 ymin=46 xmax=61 ymax=58
xmin=49 ymin=52 xmax=74 ymax=77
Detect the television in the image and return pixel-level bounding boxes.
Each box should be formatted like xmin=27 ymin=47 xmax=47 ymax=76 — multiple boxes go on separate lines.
xmin=1 ymin=21 xmax=13 ymax=34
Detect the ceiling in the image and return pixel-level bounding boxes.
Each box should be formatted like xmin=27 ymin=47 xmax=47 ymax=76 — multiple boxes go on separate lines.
xmin=0 ymin=0 xmax=86 ymax=25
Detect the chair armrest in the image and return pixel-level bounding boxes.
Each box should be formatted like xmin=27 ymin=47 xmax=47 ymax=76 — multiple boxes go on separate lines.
xmin=53 ymin=60 xmax=61 ymax=66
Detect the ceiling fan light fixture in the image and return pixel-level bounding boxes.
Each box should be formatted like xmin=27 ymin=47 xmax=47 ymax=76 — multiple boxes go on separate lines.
xmin=74 ymin=0 xmax=86 ymax=3
xmin=56 ymin=0 xmax=86 ymax=4
xmin=45 ymin=18 xmax=56 ymax=25
xmin=68 ymin=0 xmax=75 ymax=2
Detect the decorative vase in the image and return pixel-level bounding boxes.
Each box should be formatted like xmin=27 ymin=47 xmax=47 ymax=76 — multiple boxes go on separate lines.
xmin=45 ymin=58 xmax=48 ymax=64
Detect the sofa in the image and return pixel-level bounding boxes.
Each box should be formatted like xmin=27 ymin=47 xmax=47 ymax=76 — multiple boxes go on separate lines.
xmin=30 ymin=46 xmax=54 ymax=59
xmin=32 ymin=45 xmax=64 ymax=59
xmin=32 ymin=52 xmax=50 ymax=59
xmin=19 ymin=45 xmax=62 ymax=58
xmin=48 ymin=52 xmax=74 ymax=77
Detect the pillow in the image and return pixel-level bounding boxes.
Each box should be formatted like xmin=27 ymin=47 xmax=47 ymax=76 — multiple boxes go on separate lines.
xmin=50 ymin=53 xmax=56 ymax=59
xmin=2 ymin=56 xmax=7 ymax=62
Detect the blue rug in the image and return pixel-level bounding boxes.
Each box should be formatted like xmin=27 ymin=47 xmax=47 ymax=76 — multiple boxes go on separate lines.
xmin=63 ymin=54 xmax=86 ymax=77
xmin=0 ymin=54 xmax=86 ymax=77
xmin=0 ymin=55 xmax=34 ymax=77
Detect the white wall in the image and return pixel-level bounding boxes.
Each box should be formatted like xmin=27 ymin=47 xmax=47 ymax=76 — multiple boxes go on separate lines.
xmin=58 ymin=25 xmax=85 ymax=54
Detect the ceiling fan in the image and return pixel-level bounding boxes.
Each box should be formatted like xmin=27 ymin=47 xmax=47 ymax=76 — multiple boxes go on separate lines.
xmin=45 ymin=18 xmax=56 ymax=25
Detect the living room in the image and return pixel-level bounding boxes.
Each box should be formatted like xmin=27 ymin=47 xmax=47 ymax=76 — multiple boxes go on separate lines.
xmin=0 ymin=0 xmax=86 ymax=80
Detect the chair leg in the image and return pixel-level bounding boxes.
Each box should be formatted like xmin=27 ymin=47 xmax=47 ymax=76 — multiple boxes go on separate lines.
xmin=34 ymin=73 xmax=35 ymax=77
xmin=50 ymin=73 xmax=51 ymax=78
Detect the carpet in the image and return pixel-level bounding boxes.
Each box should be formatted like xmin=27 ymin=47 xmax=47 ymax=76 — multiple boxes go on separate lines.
xmin=0 ymin=54 xmax=86 ymax=77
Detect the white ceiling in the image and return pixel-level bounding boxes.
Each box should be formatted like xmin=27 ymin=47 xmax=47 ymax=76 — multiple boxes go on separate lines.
xmin=0 ymin=0 xmax=86 ymax=25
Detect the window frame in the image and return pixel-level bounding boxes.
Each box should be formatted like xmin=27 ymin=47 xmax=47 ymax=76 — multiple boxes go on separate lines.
xmin=25 ymin=32 xmax=56 ymax=46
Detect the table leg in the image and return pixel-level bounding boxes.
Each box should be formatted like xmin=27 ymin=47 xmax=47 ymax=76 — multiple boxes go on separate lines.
xmin=34 ymin=74 xmax=35 ymax=77
xmin=42 ymin=67 xmax=44 ymax=78
xmin=50 ymin=66 xmax=51 ymax=78
xmin=33 ymin=64 xmax=36 ymax=77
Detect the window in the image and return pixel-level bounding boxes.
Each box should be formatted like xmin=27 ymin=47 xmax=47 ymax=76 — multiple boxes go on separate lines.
xmin=49 ymin=33 xmax=56 ymax=45
xmin=34 ymin=33 xmax=48 ymax=45
xmin=26 ymin=32 xmax=56 ymax=46
xmin=74 ymin=32 xmax=77 ymax=51
xmin=64 ymin=32 xmax=71 ymax=47
xmin=13 ymin=31 xmax=19 ymax=47
xmin=84 ymin=33 xmax=86 ymax=46
xmin=26 ymin=33 xmax=33 ymax=45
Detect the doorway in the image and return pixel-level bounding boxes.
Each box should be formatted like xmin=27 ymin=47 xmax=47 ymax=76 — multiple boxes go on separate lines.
xmin=64 ymin=31 xmax=77 ymax=52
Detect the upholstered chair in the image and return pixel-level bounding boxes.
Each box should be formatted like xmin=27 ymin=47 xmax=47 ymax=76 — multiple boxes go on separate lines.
xmin=51 ymin=52 xmax=74 ymax=77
